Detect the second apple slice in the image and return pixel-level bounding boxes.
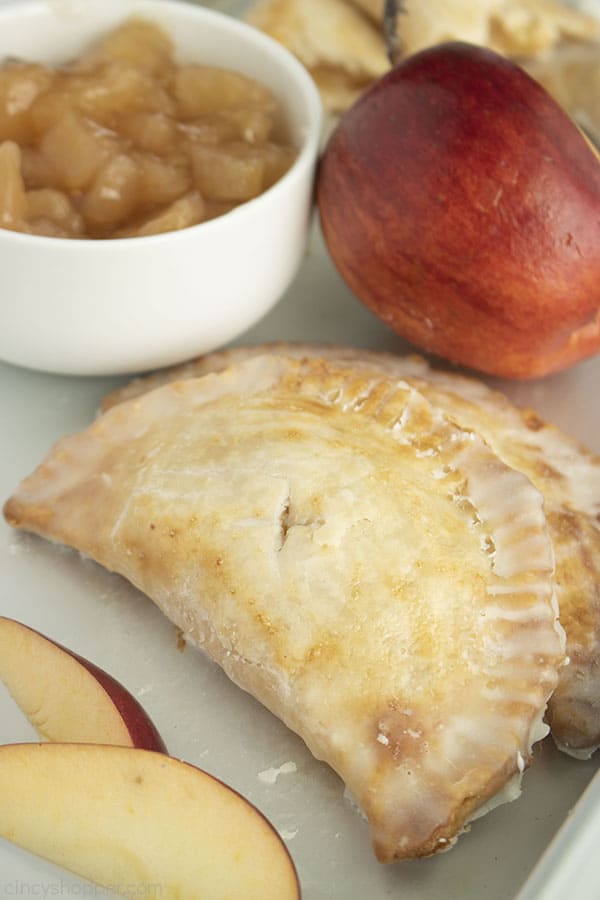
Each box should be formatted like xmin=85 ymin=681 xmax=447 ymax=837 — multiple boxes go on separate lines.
xmin=0 ymin=742 xmax=300 ymax=900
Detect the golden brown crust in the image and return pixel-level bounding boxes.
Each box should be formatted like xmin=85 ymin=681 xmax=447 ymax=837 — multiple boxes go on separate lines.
xmin=102 ymin=341 xmax=600 ymax=757
xmin=4 ymin=355 xmax=563 ymax=860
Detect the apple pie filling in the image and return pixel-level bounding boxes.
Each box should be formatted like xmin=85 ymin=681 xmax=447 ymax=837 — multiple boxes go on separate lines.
xmin=0 ymin=17 xmax=296 ymax=239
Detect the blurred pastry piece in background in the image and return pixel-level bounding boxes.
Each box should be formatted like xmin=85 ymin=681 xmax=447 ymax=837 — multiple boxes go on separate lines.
xmin=245 ymin=0 xmax=388 ymax=113
xmin=350 ymin=0 xmax=599 ymax=58
xmin=245 ymin=0 xmax=600 ymax=142
xmin=523 ymin=43 xmax=600 ymax=146
xmin=486 ymin=0 xmax=600 ymax=57
xmin=349 ymin=0 xmax=500 ymax=56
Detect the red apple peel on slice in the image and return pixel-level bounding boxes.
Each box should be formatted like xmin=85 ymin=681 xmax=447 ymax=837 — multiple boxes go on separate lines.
xmin=0 ymin=616 xmax=166 ymax=752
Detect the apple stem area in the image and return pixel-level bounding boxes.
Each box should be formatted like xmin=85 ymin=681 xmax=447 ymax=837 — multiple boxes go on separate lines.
xmin=383 ymin=0 xmax=405 ymax=67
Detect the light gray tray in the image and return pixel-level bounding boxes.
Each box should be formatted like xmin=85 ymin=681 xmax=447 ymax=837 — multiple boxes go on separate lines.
xmin=1 ymin=221 xmax=599 ymax=899
xmin=1 ymin=0 xmax=599 ymax=892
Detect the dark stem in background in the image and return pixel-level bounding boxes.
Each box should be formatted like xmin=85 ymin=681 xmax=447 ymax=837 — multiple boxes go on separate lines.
xmin=383 ymin=0 xmax=405 ymax=67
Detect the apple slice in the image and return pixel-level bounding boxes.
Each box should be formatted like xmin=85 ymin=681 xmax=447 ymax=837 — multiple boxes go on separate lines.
xmin=0 ymin=742 xmax=300 ymax=899
xmin=0 ymin=616 xmax=166 ymax=752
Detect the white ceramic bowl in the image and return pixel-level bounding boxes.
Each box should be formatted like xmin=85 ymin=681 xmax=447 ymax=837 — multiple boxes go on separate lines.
xmin=0 ymin=0 xmax=322 ymax=375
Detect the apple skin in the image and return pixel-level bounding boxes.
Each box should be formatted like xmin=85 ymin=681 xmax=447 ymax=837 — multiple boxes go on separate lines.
xmin=0 ymin=616 xmax=166 ymax=752
xmin=0 ymin=742 xmax=300 ymax=900
xmin=317 ymin=41 xmax=600 ymax=379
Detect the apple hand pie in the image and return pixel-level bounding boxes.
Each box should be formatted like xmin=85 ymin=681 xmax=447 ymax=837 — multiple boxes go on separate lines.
xmin=102 ymin=342 xmax=600 ymax=759
xmin=4 ymin=356 xmax=564 ymax=861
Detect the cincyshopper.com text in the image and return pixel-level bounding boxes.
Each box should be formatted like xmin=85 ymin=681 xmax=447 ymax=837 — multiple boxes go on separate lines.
xmin=2 ymin=882 xmax=162 ymax=898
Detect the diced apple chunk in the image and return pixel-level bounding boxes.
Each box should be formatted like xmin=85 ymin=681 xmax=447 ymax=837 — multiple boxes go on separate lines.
xmin=181 ymin=107 xmax=274 ymax=145
xmin=0 ymin=743 xmax=300 ymax=900
xmin=118 ymin=111 xmax=177 ymax=154
xmin=229 ymin=106 xmax=275 ymax=144
xmin=190 ymin=141 xmax=266 ymax=201
xmin=117 ymin=191 xmax=204 ymax=238
xmin=26 ymin=188 xmax=84 ymax=237
xmin=29 ymin=78 xmax=76 ymax=135
xmin=0 ymin=62 xmax=54 ymax=142
xmin=23 ymin=220 xmax=70 ymax=238
xmin=76 ymin=61 xmax=175 ymax=127
xmin=136 ymin=153 xmax=191 ymax=207
xmin=19 ymin=146 xmax=58 ymax=189
xmin=261 ymin=142 xmax=297 ymax=188
xmin=79 ymin=17 xmax=175 ymax=76
xmin=33 ymin=66 xmax=173 ymax=133
xmin=81 ymin=153 xmax=140 ymax=230
xmin=0 ymin=140 xmax=26 ymax=228
xmin=203 ymin=199 xmax=238 ymax=221
xmin=40 ymin=112 xmax=114 ymax=191
xmin=173 ymin=64 xmax=276 ymax=117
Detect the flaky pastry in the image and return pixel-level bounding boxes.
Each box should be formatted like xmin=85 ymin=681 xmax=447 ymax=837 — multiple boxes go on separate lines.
xmin=523 ymin=43 xmax=600 ymax=147
xmin=350 ymin=0 xmax=499 ymax=56
xmin=351 ymin=0 xmax=600 ymax=56
xmin=5 ymin=355 xmax=564 ymax=860
xmin=245 ymin=0 xmax=388 ymax=113
xmin=245 ymin=0 xmax=600 ymax=135
xmin=103 ymin=342 xmax=600 ymax=758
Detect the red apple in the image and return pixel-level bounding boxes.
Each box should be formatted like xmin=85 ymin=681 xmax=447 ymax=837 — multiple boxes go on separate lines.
xmin=0 ymin=742 xmax=300 ymax=900
xmin=0 ymin=616 xmax=166 ymax=752
xmin=317 ymin=41 xmax=600 ymax=379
